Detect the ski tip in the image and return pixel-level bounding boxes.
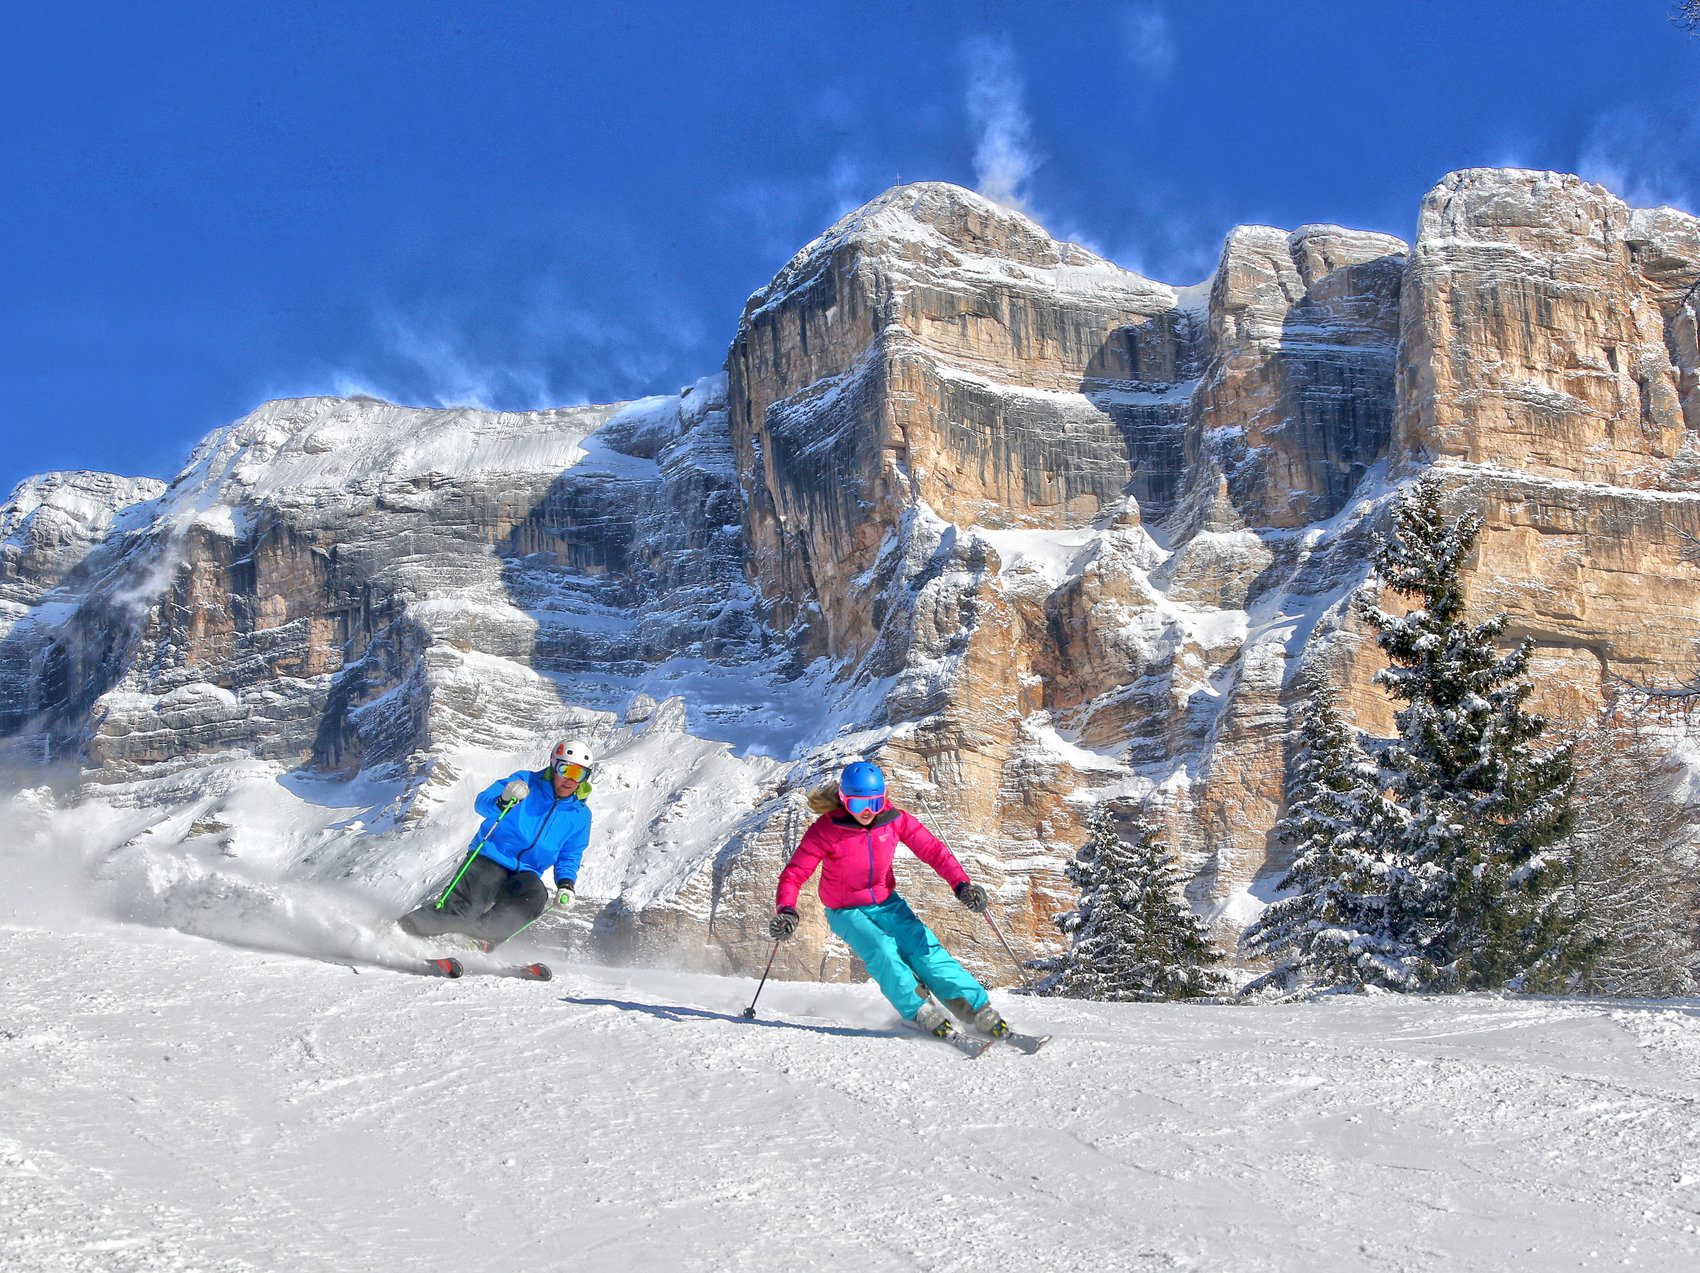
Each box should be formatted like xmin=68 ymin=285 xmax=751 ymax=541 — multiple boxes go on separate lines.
xmin=429 ymin=957 xmax=464 ymax=979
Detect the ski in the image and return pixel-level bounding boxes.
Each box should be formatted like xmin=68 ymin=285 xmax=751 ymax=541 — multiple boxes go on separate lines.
xmin=936 ymin=1027 xmax=993 ymax=1059
xmin=353 ymin=954 xmax=549 ymax=981
xmin=994 ymin=1029 xmax=1051 ymax=1055
xmin=476 ymin=961 xmax=552 ymax=981
xmin=335 ymin=953 xmax=463 ymax=978
xmin=901 ymin=1019 xmax=993 ymax=1059
xmin=429 ymin=956 xmax=552 ymax=980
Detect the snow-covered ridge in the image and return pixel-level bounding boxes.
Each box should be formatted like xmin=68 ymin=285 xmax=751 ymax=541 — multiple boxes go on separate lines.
xmin=1 ymin=470 xmax=167 ymax=586
xmin=162 ymin=396 xmax=628 ymax=507
xmin=745 ymin=180 xmax=1179 ymax=320
xmin=1 ymin=470 xmax=169 ymax=655
xmin=1 ymin=469 xmax=167 ymax=534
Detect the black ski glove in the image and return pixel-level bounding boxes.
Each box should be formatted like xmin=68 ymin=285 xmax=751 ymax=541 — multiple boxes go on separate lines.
xmin=769 ymin=907 xmax=799 ymax=941
xmin=954 ymin=881 xmax=989 ymax=913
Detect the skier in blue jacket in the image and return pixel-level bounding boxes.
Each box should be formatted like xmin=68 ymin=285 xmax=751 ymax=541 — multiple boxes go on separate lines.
xmin=399 ymin=741 xmax=595 ymax=948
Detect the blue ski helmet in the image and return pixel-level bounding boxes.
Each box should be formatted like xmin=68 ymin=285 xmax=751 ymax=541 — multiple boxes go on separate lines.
xmin=839 ymin=761 xmax=885 ymax=799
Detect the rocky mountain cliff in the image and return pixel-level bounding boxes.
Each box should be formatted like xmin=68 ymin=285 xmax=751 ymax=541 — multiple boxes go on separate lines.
xmin=4 ymin=169 xmax=1698 ymax=984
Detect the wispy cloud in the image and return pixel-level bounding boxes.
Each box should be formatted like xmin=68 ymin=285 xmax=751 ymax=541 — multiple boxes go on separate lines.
xmin=963 ymin=35 xmax=1039 ymax=209
xmin=352 ymin=310 xmax=552 ymax=410
xmin=1577 ymin=102 xmax=1699 ymax=213
xmin=1120 ymin=3 xmax=1175 ymax=78
xmin=287 ymin=281 xmax=709 ymax=415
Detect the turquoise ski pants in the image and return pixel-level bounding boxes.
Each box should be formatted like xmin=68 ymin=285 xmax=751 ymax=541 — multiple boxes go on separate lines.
xmin=825 ymin=893 xmax=989 ymax=1021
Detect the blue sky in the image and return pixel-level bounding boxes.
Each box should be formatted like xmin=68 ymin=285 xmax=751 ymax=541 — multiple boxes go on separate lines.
xmin=2 ymin=1 xmax=1697 ymax=498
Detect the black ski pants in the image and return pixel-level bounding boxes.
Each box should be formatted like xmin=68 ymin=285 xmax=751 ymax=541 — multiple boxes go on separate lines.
xmin=399 ymin=855 xmax=547 ymax=944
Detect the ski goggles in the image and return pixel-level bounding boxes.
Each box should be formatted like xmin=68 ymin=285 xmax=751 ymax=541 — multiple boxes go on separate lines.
xmin=553 ymin=762 xmax=591 ymax=784
xmin=843 ymin=793 xmax=885 ymax=816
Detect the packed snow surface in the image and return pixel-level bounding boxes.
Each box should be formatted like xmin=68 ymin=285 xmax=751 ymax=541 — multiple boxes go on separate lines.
xmin=4 ymin=916 xmax=1699 ymax=1272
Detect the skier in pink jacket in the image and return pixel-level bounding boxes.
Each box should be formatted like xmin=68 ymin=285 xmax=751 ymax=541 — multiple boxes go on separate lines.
xmin=770 ymin=760 xmax=1012 ymax=1042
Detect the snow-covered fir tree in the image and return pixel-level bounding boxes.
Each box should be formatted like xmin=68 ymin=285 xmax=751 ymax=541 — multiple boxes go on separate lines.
xmin=1242 ymin=676 xmax=1420 ymax=993
xmin=1048 ymin=805 xmax=1229 ymax=1001
xmin=1355 ymin=472 xmax=1593 ymax=991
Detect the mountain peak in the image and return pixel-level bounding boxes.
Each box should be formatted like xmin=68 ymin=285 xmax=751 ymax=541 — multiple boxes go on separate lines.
xmin=745 ymin=179 xmax=1170 ymax=321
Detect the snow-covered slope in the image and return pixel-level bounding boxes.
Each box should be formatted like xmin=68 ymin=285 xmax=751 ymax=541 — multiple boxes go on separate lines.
xmin=4 ymin=917 xmax=1698 ymax=1272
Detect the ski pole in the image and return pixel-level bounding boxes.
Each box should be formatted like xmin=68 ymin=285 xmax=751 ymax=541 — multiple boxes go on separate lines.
xmin=489 ymin=885 xmax=571 ymax=949
xmin=503 ymin=910 xmax=547 ymax=945
xmin=921 ymin=797 xmax=1035 ymax=993
xmin=435 ymin=800 xmax=517 ymax=910
xmin=981 ymin=907 xmax=1036 ymax=995
xmin=742 ymin=939 xmax=781 ymax=1019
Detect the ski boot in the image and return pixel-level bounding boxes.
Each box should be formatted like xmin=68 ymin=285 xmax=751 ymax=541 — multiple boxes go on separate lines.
xmin=910 ymin=1001 xmax=993 ymax=1058
xmin=972 ymin=1004 xmax=1012 ymax=1040
xmin=942 ymin=996 xmax=1005 ymax=1035
xmin=971 ymin=1003 xmax=1050 ymax=1054
xmin=911 ymin=1001 xmax=955 ymax=1038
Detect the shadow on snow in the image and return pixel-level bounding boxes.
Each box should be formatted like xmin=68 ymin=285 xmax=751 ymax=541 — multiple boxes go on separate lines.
xmin=558 ymin=993 xmax=902 ymax=1039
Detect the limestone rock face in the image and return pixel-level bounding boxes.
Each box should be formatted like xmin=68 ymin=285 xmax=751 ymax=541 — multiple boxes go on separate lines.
xmin=0 ymin=471 xmax=166 ymax=598
xmin=714 ymin=173 xmax=1700 ymax=981
xmin=1371 ymin=169 xmax=1700 ymax=720
xmin=726 ymin=183 xmax=1201 ymax=664
xmin=0 ymin=379 xmax=814 ymax=944
xmin=1186 ymin=224 xmax=1406 ymax=531
xmin=2 ymin=381 xmax=765 ymax=794
xmin=1395 ymin=169 xmax=1700 ymax=486
xmin=0 ymin=471 xmax=166 ymax=735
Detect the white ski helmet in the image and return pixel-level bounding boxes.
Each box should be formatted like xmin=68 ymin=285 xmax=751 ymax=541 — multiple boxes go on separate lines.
xmin=550 ymin=740 xmax=594 ymax=776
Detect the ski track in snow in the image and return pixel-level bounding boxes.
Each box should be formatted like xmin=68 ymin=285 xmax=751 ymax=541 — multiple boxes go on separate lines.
xmin=3 ymin=924 xmax=1700 ymax=1272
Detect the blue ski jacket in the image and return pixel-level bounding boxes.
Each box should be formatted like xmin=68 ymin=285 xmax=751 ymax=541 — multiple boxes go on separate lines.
xmin=468 ymin=769 xmax=591 ymax=884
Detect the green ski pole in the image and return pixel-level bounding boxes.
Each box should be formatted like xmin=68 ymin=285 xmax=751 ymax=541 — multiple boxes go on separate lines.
xmin=493 ymin=889 xmax=568 ymax=946
xmin=435 ymin=800 xmax=517 ymax=910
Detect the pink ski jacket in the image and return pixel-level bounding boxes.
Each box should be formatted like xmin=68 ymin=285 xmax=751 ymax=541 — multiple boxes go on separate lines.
xmin=776 ymin=804 xmax=970 ymax=911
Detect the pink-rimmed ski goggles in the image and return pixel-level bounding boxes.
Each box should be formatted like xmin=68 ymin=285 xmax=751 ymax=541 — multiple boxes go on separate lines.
xmin=843 ymin=793 xmax=886 ymax=816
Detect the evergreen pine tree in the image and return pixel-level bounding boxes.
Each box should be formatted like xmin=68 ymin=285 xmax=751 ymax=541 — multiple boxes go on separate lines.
xmin=1355 ymin=472 xmax=1592 ymax=991
xmin=1242 ymin=677 xmax=1420 ymax=993
xmin=1048 ymin=805 xmax=1230 ymax=1001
